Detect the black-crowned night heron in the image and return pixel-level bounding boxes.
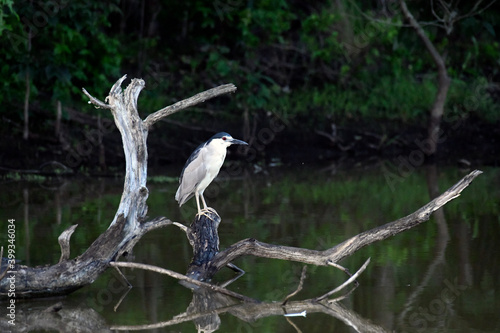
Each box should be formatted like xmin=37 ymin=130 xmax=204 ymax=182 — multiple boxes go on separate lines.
xmin=175 ymin=132 xmax=248 ymax=215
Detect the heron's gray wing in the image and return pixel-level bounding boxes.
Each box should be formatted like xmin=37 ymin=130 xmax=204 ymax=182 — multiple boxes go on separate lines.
xmin=178 ymin=141 xmax=206 ymax=182
xmin=175 ymin=145 xmax=207 ymax=206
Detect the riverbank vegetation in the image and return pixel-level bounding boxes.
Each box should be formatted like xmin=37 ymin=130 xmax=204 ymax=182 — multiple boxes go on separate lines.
xmin=1 ymin=0 xmax=499 ymax=170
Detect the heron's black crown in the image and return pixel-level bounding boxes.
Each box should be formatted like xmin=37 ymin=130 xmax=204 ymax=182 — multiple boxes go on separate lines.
xmin=208 ymin=132 xmax=232 ymax=143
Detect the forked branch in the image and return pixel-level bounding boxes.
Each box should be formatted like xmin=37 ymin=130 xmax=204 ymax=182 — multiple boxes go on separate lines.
xmin=0 ymin=77 xmax=238 ymax=299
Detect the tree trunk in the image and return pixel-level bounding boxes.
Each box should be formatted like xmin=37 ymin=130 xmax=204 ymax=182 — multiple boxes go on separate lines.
xmin=399 ymin=0 xmax=451 ymax=155
xmin=0 ymin=76 xmax=237 ymax=298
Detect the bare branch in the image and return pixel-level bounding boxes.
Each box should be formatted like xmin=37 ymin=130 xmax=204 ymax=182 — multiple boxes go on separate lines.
xmin=143 ymin=84 xmax=237 ymax=129
xmin=109 ymin=261 xmax=258 ymax=303
xmin=82 ymin=88 xmax=111 ymax=109
xmin=219 ymin=263 xmax=245 ymax=288
xmin=455 ymin=0 xmax=497 ymax=21
xmin=315 ymin=258 xmax=371 ymax=301
xmin=173 ymin=221 xmax=189 ymax=233
xmin=285 ymin=316 xmax=304 ymax=333
xmin=113 ymin=282 xmax=132 ymax=312
xmin=400 ymin=0 xmax=446 ymax=68
xmin=282 ymin=266 xmax=307 ymax=305
xmin=208 ymin=170 xmax=482 ymax=275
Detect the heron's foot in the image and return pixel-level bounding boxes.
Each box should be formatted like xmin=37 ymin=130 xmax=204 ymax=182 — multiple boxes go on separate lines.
xmin=196 ymin=207 xmax=219 ymax=221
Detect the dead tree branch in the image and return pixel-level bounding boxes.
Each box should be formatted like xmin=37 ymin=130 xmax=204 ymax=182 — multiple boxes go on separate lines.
xmin=315 ymin=258 xmax=371 ymax=301
xmin=143 ymin=84 xmax=237 ymax=129
xmin=203 ymin=170 xmax=481 ymax=278
xmin=110 ymin=261 xmax=258 ymax=303
xmin=282 ymin=266 xmax=307 ymax=305
xmin=0 ymin=76 xmax=237 ymax=298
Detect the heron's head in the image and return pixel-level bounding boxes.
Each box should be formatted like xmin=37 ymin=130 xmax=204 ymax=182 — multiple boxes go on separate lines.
xmin=208 ymin=132 xmax=248 ymax=148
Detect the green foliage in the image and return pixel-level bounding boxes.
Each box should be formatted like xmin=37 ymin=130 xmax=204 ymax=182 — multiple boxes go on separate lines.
xmin=0 ymin=0 xmax=17 ymax=36
xmin=268 ymin=74 xmax=437 ymax=123
xmin=1 ymin=0 xmax=499 ymax=142
xmin=447 ymin=77 xmax=500 ymax=122
xmin=1 ymin=1 xmax=121 ymax=126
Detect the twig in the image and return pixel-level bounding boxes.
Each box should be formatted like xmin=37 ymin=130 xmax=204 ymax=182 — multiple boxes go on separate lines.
xmin=315 ymin=258 xmax=371 ymax=302
xmin=328 ymin=261 xmax=352 ymax=277
xmin=111 ymin=265 xmax=133 ymax=312
xmin=285 ymin=317 xmax=304 ymax=333
xmin=327 ymin=261 xmax=360 ymax=288
xmin=113 ymin=285 xmax=132 ymax=312
xmin=219 ymin=263 xmax=245 ymax=288
xmin=110 ymin=261 xmax=259 ymax=303
xmin=82 ymin=88 xmax=112 ymax=109
xmin=173 ymin=222 xmax=188 ymax=233
xmin=143 ymin=84 xmax=237 ymax=129
xmin=325 ymin=285 xmax=358 ymax=304
xmin=282 ymin=266 xmax=307 ymax=305
xmin=113 ymin=266 xmax=132 ymax=287
xmin=226 ymin=262 xmax=245 ymax=274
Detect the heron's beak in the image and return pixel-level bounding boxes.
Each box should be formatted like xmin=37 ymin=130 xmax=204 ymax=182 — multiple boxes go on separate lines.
xmin=229 ymin=138 xmax=248 ymax=145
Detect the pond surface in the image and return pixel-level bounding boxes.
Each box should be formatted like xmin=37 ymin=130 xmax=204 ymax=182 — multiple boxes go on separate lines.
xmin=0 ymin=162 xmax=499 ymax=332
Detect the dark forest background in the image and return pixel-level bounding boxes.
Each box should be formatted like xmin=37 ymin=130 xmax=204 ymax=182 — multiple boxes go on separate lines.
xmin=1 ymin=0 xmax=499 ymax=173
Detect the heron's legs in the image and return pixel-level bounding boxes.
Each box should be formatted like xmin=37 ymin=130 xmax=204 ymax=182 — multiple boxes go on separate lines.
xmin=194 ymin=192 xmax=202 ymax=216
xmin=196 ymin=192 xmax=217 ymax=221
xmin=200 ymin=193 xmax=217 ymax=214
xmin=200 ymin=193 xmax=208 ymax=209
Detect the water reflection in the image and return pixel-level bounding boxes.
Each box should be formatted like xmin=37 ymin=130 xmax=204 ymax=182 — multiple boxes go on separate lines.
xmin=0 ymin=163 xmax=499 ymax=332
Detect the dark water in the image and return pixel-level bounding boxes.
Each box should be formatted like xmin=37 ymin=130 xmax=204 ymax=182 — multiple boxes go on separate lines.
xmin=0 ymin=163 xmax=499 ymax=332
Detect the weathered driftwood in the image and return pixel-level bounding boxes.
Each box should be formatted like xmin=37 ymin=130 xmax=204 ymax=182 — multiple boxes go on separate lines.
xmin=0 ymin=76 xmax=237 ymax=298
xmin=0 ymin=287 xmax=389 ymax=333
xmin=110 ymin=293 xmax=390 ymax=332
xmin=174 ymin=169 xmax=481 ymax=281
xmin=0 ymin=74 xmax=482 ymax=302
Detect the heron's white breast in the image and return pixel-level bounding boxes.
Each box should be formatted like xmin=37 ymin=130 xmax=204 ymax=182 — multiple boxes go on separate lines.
xmin=197 ymin=143 xmax=227 ymax=191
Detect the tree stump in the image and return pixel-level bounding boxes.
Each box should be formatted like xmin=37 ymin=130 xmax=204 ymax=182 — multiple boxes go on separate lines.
xmin=186 ymin=210 xmax=221 ymax=281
